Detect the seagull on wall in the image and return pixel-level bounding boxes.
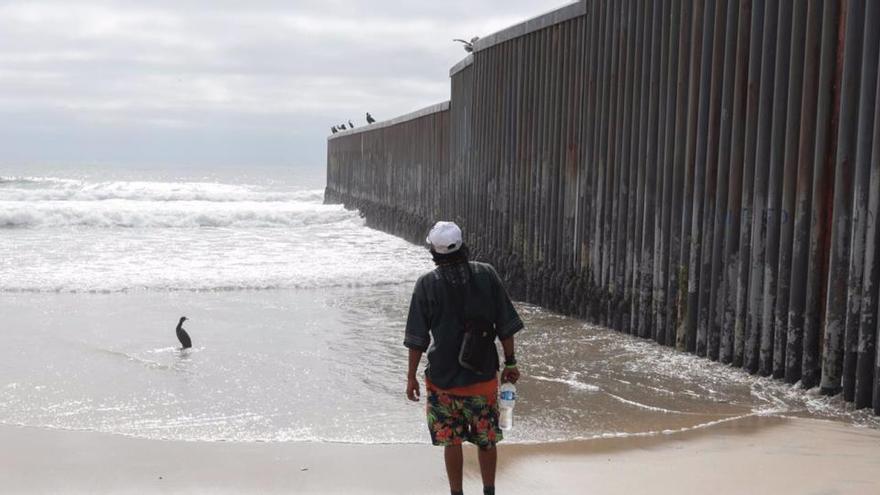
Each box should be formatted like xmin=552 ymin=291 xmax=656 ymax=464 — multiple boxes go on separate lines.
xmin=453 ymin=36 xmax=479 ymax=53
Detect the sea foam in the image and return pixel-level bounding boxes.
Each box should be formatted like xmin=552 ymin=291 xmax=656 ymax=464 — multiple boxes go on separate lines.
xmin=0 ymin=199 xmax=349 ymax=229
xmin=0 ymin=178 xmax=332 ymax=228
xmin=0 ymin=176 xmax=430 ymax=293
xmin=0 ymin=177 xmax=324 ymax=203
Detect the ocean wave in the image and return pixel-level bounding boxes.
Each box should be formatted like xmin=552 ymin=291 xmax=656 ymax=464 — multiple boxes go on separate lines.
xmin=0 ymin=200 xmax=348 ymax=229
xmin=0 ymin=278 xmax=421 ymax=294
xmin=0 ymin=177 xmax=324 ymax=203
xmin=530 ymin=375 xmax=601 ymax=392
xmin=0 ymin=176 xmax=79 ymax=185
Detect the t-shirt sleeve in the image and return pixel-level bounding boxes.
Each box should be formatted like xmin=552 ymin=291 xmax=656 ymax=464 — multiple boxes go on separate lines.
xmin=403 ymin=278 xmax=431 ymax=351
xmin=489 ymin=267 xmax=524 ymax=339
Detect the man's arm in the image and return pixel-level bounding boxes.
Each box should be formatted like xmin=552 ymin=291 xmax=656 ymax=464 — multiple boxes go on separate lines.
xmin=403 ymin=277 xmax=429 ymax=401
xmin=489 ymin=266 xmax=522 ymax=384
xmin=500 ymin=336 xmax=520 ymax=384
xmin=406 ymin=348 xmax=423 ymax=401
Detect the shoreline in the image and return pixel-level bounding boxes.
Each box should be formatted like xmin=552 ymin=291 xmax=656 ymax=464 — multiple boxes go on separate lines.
xmin=3 ymin=415 xmax=879 ymax=494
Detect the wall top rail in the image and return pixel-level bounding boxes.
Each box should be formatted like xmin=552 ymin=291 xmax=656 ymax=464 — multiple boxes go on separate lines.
xmin=448 ymin=1 xmax=586 ymax=77
xmin=449 ymin=54 xmax=473 ymax=77
xmin=472 ymin=0 xmax=586 ymax=53
xmin=327 ymin=101 xmax=450 ymax=141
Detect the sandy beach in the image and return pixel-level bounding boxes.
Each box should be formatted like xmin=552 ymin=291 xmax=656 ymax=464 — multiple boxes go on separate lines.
xmin=2 ymin=415 xmax=879 ymax=494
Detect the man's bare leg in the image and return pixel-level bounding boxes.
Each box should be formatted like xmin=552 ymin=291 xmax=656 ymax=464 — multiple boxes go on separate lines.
xmin=477 ymin=445 xmax=497 ymax=491
xmin=444 ymin=444 xmax=464 ymax=493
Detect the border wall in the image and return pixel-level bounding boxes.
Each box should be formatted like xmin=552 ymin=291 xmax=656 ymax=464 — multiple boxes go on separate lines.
xmin=326 ymin=0 xmax=880 ymax=414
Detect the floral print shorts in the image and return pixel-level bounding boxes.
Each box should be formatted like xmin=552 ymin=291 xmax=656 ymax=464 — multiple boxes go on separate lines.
xmin=426 ymin=388 xmax=503 ymax=448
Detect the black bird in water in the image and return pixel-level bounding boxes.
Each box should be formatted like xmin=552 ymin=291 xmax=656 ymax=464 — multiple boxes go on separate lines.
xmin=176 ymin=316 xmax=192 ymax=349
xmin=331 ymin=126 xmax=338 ymax=134
xmin=348 ymin=120 xmax=355 ymax=128
xmin=366 ymin=112 xmax=375 ymax=124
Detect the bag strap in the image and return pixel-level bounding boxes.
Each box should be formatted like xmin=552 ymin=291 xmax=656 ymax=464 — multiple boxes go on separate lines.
xmin=439 ymin=262 xmax=473 ymax=325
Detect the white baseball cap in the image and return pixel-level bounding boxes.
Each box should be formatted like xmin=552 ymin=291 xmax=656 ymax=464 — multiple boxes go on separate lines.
xmin=426 ymin=221 xmax=463 ymax=254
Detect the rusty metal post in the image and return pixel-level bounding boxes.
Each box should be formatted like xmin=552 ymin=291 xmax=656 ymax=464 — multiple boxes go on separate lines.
xmin=821 ymin=0 xmax=866 ymax=396
xmin=655 ymin=0 xmax=683 ymax=347
xmin=758 ymin=0 xmax=793 ymax=377
xmin=592 ymin=1 xmax=612 ymax=318
xmin=707 ymin=0 xmax=739 ymax=361
xmin=785 ymin=0 xmax=823 ymax=384
xmin=733 ymin=0 xmax=766 ymax=369
xmin=720 ymin=0 xmax=753 ymax=364
xmin=624 ymin=0 xmax=641 ymax=332
xmin=631 ymin=0 xmax=654 ymax=335
xmin=638 ymin=0 xmax=665 ymax=340
xmin=773 ymin=0 xmax=808 ymax=379
xmin=841 ymin=0 xmax=880 ymax=402
xmin=668 ymin=0 xmax=693 ymax=350
xmin=674 ymin=0 xmax=706 ymax=353
xmin=803 ymin=0 xmax=843 ymax=390
xmin=688 ymin=0 xmax=720 ymax=356
xmin=742 ymin=0 xmax=778 ymax=375
xmin=860 ymin=43 xmax=880 ymax=409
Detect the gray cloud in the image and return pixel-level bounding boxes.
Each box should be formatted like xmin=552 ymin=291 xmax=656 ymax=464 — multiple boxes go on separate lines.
xmin=0 ymin=1 xmax=569 ymax=168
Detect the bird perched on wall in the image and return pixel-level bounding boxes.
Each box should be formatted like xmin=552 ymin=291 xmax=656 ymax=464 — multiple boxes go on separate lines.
xmin=176 ymin=316 xmax=192 ymax=349
xmin=453 ymin=36 xmax=479 ymax=53
xmin=339 ymin=123 xmax=347 ymax=130
xmin=349 ymin=120 xmax=355 ymax=128
xmin=331 ymin=126 xmax=338 ymax=134
xmin=366 ymin=112 xmax=376 ymax=124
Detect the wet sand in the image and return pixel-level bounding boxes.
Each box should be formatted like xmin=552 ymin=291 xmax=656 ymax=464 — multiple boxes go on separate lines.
xmin=2 ymin=415 xmax=879 ymax=494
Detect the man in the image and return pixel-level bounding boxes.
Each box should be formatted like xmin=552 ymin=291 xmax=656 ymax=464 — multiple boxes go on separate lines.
xmin=404 ymin=221 xmax=523 ymax=495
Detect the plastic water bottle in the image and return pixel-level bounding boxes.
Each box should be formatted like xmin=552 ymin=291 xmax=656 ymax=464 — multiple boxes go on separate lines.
xmin=499 ymin=382 xmax=516 ymax=430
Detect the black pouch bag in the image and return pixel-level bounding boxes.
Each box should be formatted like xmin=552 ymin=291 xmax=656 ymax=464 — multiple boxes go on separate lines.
xmin=445 ymin=268 xmax=497 ymax=375
xmin=458 ymin=316 xmax=497 ymax=374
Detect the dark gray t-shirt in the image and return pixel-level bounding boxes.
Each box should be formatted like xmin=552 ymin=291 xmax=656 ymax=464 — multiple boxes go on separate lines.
xmin=403 ymin=261 xmax=523 ymax=389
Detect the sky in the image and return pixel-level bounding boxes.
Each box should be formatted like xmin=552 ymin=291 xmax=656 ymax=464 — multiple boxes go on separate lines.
xmin=0 ymin=0 xmax=568 ymax=170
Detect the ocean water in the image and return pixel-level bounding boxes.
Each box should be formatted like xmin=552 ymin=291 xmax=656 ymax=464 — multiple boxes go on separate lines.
xmin=1 ymin=165 xmax=877 ymax=443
